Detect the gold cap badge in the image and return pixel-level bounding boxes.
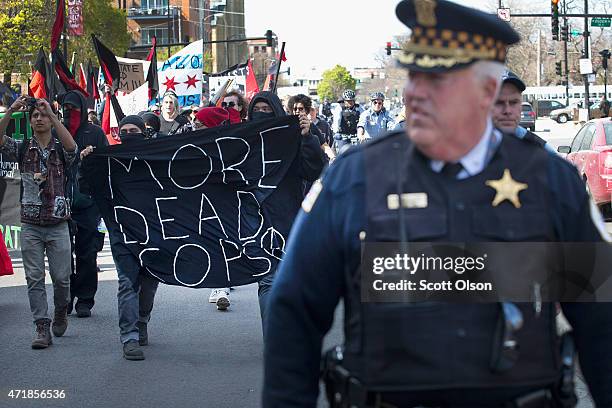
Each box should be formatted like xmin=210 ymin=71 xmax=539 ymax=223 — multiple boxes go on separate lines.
xmin=414 ymin=0 xmax=437 ymax=27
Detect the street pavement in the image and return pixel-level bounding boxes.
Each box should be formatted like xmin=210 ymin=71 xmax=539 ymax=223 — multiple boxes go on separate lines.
xmin=533 ymin=117 xmax=582 ymax=151
xmin=0 ymin=241 xmax=343 ymax=408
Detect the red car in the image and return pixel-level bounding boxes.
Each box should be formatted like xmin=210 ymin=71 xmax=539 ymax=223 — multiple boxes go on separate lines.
xmin=559 ymin=118 xmax=612 ymax=218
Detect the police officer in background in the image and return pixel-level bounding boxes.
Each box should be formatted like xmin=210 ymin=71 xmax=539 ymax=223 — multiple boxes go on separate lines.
xmin=492 ymin=71 xmax=556 ymax=154
xmin=262 ymin=1 xmax=612 ymax=407
xmin=332 ymin=90 xmax=364 ymax=152
xmin=357 ymin=92 xmax=395 ymax=142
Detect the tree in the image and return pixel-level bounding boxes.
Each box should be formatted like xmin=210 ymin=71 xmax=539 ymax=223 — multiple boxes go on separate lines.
xmin=317 ymin=65 xmax=356 ymax=101
xmin=0 ymin=0 xmax=129 ymax=85
xmin=0 ymin=0 xmax=53 ymax=83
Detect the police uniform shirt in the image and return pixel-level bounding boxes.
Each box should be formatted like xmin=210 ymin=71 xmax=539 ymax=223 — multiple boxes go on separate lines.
xmin=357 ymin=107 xmax=395 ymax=139
xmin=514 ymin=126 xmax=557 ymax=154
xmin=262 ymin=130 xmax=612 ymax=407
xmin=430 ymin=118 xmax=496 ymax=179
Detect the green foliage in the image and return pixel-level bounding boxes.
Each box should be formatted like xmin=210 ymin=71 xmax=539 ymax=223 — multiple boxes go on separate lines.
xmin=317 ymin=65 xmax=357 ymax=101
xmin=0 ymin=0 xmax=129 ymax=82
xmin=0 ymin=0 xmax=53 ymax=78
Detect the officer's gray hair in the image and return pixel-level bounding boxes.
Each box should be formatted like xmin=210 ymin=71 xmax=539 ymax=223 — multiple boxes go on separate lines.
xmin=471 ymin=61 xmax=505 ymax=94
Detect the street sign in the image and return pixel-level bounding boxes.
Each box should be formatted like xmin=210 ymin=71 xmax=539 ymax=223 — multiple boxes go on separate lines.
xmin=497 ymin=8 xmax=511 ymax=22
xmin=591 ymin=17 xmax=611 ymax=27
xmin=579 ymin=58 xmax=593 ymax=75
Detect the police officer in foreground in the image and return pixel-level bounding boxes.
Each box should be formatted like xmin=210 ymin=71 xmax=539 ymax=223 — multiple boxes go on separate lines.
xmin=262 ymin=1 xmax=612 ymax=407
xmin=492 ymin=71 xmax=556 ymax=154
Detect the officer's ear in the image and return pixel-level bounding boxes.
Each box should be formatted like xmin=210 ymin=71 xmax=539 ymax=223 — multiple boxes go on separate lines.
xmin=480 ymin=76 xmax=501 ymax=113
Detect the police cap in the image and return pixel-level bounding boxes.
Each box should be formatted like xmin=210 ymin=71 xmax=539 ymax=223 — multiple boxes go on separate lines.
xmin=395 ymin=0 xmax=520 ymax=72
xmin=501 ymin=70 xmax=526 ymax=93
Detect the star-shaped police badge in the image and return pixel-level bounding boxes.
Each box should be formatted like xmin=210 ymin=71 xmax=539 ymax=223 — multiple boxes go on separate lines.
xmin=485 ymin=169 xmax=528 ymax=209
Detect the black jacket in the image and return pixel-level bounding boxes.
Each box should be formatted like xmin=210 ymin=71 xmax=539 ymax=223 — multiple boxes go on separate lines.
xmin=63 ymin=91 xmax=107 ymax=225
xmin=247 ymin=92 xmax=326 ymax=241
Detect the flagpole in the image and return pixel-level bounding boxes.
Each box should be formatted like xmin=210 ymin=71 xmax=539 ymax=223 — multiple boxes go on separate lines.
xmin=272 ymin=42 xmax=285 ymax=94
xmin=62 ymin=1 xmax=68 ymax=59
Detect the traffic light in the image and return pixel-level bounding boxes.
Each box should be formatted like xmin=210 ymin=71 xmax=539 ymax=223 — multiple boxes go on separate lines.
xmin=386 ymin=42 xmax=392 ymax=56
xmin=600 ymin=49 xmax=611 ymax=70
xmin=551 ymin=0 xmax=560 ymax=41
xmin=265 ymin=30 xmax=274 ymax=47
xmin=555 ymin=61 xmax=563 ymax=76
xmin=560 ymin=25 xmax=568 ymax=42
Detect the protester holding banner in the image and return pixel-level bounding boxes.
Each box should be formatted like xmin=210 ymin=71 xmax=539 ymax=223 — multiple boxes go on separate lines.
xmin=194 ymin=107 xmax=240 ymax=131
xmin=81 ymin=115 xmax=158 ymax=361
xmin=61 ymin=90 xmax=108 ymax=318
xmin=139 ymin=112 xmax=161 ymax=138
xmin=158 ymin=92 xmax=192 ymax=137
xmin=0 ymin=96 xmax=77 ymax=349
xmin=246 ymin=91 xmax=326 ymax=325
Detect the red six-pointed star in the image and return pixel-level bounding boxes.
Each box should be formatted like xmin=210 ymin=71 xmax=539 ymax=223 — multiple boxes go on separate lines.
xmin=183 ymin=74 xmax=200 ymax=89
xmin=163 ymin=76 xmax=179 ymax=91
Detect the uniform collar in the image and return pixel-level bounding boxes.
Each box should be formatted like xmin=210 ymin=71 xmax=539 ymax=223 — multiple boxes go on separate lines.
xmin=430 ymin=118 xmax=496 ymax=177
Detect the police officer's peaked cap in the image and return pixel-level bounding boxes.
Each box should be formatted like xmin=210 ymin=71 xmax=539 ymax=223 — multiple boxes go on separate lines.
xmin=395 ymin=0 xmax=520 ymax=72
xmin=501 ymin=70 xmax=526 ymax=93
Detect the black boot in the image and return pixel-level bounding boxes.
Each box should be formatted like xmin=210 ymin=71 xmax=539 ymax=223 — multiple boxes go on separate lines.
xmin=75 ymin=303 xmax=91 ymax=318
xmin=32 ymin=319 xmax=52 ymax=349
xmin=52 ymin=306 xmax=68 ymax=337
xmin=122 ymin=340 xmax=145 ymax=361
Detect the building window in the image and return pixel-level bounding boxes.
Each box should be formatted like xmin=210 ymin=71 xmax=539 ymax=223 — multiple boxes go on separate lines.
xmin=141 ymin=0 xmax=168 ymax=9
xmin=141 ymin=27 xmax=169 ymax=44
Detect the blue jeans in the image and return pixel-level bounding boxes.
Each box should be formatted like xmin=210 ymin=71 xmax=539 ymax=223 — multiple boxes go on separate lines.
xmin=257 ymin=272 xmax=276 ymax=333
xmin=108 ymin=228 xmax=159 ymax=344
xmin=21 ymin=222 xmax=72 ymax=322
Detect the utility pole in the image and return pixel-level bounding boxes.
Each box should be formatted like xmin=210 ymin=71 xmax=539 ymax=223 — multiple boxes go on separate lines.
xmin=563 ymin=0 xmax=570 ymax=106
xmin=583 ymin=0 xmax=590 ymax=120
xmin=537 ymin=30 xmax=541 ymax=86
xmin=168 ymin=1 xmax=172 ymax=59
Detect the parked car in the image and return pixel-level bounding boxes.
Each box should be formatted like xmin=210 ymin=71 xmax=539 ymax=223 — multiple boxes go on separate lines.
xmin=558 ymin=118 xmax=612 ymax=218
xmin=550 ymin=104 xmax=577 ymax=124
xmin=519 ymin=102 xmax=536 ymax=131
xmin=550 ymin=102 xmax=603 ymax=123
xmin=534 ymin=99 xmax=566 ymax=117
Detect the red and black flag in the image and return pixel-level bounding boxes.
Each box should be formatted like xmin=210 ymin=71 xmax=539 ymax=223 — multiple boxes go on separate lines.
xmin=86 ymin=60 xmax=100 ymax=102
xmin=91 ymin=34 xmax=120 ymax=93
xmin=51 ymin=48 xmax=89 ymax=96
xmin=29 ymin=48 xmax=51 ymax=99
xmin=50 ymin=0 xmax=65 ymax=52
xmin=145 ymin=36 xmax=159 ymax=102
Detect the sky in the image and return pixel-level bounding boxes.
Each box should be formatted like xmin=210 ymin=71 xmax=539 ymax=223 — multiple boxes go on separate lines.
xmin=244 ymin=0 xmax=491 ymax=75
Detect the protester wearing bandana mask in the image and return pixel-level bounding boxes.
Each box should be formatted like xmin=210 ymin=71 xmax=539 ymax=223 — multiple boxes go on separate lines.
xmin=61 ymin=90 xmax=108 ymax=318
xmin=117 ymin=115 xmax=148 ymax=143
xmin=80 ymin=114 xmax=159 ymax=361
xmin=245 ymin=91 xmax=327 ymax=326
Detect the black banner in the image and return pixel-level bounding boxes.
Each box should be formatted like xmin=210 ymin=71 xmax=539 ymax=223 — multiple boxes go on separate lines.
xmin=87 ymin=116 xmax=301 ymax=288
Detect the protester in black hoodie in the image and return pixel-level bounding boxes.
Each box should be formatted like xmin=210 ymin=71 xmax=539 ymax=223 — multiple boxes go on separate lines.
xmin=246 ymin=91 xmax=327 ymax=324
xmin=61 ymin=90 xmax=108 ymax=317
